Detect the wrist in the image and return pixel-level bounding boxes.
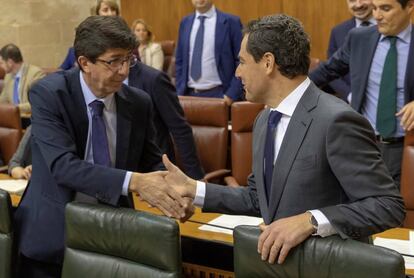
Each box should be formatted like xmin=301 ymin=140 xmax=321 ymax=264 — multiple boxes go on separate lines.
xmin=308 ymin=212 xmax=318 ymax=235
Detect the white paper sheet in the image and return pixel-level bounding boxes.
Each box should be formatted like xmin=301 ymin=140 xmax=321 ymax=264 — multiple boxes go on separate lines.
xmin=0 ymin=179 xmax=27 ymax=195
xmin=374 ymin=237 xmax=414 ymax=256
xmin=403 ymin=256 xmax=414 ymax=270
xmin=199 ymin=214 xmax=263 ymax=235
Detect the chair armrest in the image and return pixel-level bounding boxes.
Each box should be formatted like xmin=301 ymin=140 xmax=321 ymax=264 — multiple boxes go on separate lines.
xmin=224 ymin=176 xmax=243 ymax=187
xmin=0 ymin=165 xmax=8 ymax=173
xmin=203 ymin=169 xmax=231 ymax=183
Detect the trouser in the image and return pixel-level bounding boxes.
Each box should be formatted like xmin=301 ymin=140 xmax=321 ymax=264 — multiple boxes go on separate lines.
xmin=376 ymin=140 xmax=404 ymax=190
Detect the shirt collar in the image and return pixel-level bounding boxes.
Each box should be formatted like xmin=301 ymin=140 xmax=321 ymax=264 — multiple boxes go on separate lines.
xmin=195 ymin=5 xmax=216 ymax=19
xmin=270 ymin=78 xmax=311 ymax=117
xmin=380 ymin=23 xmax=412 ymax=44
xmin=355 ymin=17 xmax=376 ymax=28
xmin=15 ymin=64 xmax=23 ymax=79
xmin=79 ymin=71 xmax=115 ymax=109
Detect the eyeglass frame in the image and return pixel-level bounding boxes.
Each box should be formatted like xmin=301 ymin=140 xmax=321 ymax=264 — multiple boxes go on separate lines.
xmin=94 ymin=54 xmax=137 ymax=72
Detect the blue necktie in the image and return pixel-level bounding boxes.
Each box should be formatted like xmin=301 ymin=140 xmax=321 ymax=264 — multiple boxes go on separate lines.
xmin=191 ymin=16 xmax=206 ymax=81
xmin=89 ymin=100 xmax=111 ymax=167
xmin=13 ymin=76 xmax=20 ymax=104
xmin=264 ymin=111 xmax=282 ymax=201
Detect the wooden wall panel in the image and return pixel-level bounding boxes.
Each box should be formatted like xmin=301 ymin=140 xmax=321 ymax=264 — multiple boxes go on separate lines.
xmin=120 ymin=0 xmax=354 ymax=60
xmin=282 ymin=0 xmax=350 ymax=59
xmin=120 ymin=0 xmax=282 ymax=41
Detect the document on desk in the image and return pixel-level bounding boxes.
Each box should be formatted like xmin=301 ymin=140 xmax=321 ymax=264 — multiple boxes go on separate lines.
xmin=199 ymin=214 xmax=263 ymax=235
xmin=0 ymin=179 xmax=28 ymax=195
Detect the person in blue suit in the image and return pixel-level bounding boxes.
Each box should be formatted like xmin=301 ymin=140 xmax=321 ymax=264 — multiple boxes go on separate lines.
xmin=325 ymin=0 xmax=375 ymax=101
xmin=175 ymin=0 xmax=243 ymax=105
xmin=128 ymin=61 xmax=205 ymax=180
xmin=14 ymin=16 xmax=186 ymax=278
xmin=310 ymin=0 xmax=414 ymax=189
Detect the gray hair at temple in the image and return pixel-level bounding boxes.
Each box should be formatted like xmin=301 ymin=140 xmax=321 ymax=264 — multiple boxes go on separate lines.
xmin=243 ymin=14 xmax=310 ymax=79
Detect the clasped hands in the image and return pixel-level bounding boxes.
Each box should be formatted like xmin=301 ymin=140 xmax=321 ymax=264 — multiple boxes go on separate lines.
xmin=129 ymin=155 xmax=315 ymax=264
xmin=128 ymin=154 xmax=197 ymax=221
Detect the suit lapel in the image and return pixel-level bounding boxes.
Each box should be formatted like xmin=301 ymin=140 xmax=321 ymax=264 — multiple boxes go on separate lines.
xmin=115 ymin=88 xmax=132 ymax=169
xmin=215 ymin=10 xmax=227 ymax=67
xmin=18 ymin=63 xmax=28 ymax=100
xmin=66 ymin=69 xmax=89 ymax=158
xmin=254 ymin=109 xmax=271 ymax=222
xmin=183 ymin=15 xmax=195 ymax=75
xmin=404 ymin=26 xmax=414 ymax=103
xmin=268 ymin=85 xmax=317 ymax=221
xmin=354 ymin=30 xmax=380 ymax=111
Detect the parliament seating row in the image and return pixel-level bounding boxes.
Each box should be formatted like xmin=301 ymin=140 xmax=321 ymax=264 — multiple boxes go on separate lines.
xmin=0 ymin=196 xmax=405 ymax=278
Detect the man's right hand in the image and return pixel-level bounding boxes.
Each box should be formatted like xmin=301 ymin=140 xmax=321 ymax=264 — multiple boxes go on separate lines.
xmin=128 ymin=171 xmax=187 ymax=219
xmin=162 ymin=154 xmax=197 ymax=199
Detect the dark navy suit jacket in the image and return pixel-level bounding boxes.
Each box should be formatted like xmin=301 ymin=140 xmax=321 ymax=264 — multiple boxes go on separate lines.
xmin=326 ymin=18 xmax=355 ymax=100
xmin=175 ymin=9 xmax=243 ymax=101
xmin=128 ymin=62 xmax=204 ymax=179
xmin=14 ymin=68 xmax=163 ymax=264
xmin=311 ymin=25 xmax=414 ymax=112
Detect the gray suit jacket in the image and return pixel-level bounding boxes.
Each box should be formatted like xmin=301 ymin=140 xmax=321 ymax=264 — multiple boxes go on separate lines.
xmin=203 ymin=82 xmax=405 ymax=239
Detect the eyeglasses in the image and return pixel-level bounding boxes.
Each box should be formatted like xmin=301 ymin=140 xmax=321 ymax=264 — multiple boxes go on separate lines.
xmin=95 ymin=54 xmax=137 ymax=72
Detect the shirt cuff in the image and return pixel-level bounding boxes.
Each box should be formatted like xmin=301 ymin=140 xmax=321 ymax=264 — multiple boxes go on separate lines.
xmin=308 ymin=209 xmax=337 ymax=237
xmin=122 ymin=171 xmax=132 ymax=196
xmin=193 ymin=180 xmax=206 ymax=207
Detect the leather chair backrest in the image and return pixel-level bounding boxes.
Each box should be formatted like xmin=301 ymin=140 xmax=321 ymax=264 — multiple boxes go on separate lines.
xmin=0 ymin=189 xmax=13 ymax=278
xmin=62 ymin=203 xmax=182 ymax=278
xmin=234 ymin=225 xmax=405 ymax=278
xmin=401 ymin=130 xmax=414 ymax=228
xmin=0 ymin=104 xmax=22 ymax=164
xmin=178 ymin=96 xmax=229 ymax=175
xmin=230 ymin=102 xmax=264 ymax=185
xmin=160 ymin=40 xmax=175 ymax=73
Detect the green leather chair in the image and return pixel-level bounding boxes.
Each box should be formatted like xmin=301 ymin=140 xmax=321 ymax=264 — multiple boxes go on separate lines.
xmin=233 ymin=225 xmax=405 ymax=278
xmin=62 ymin=202 xmax=182 ymax=278
xmin=0 ymin=189 xmax=13 ymax=278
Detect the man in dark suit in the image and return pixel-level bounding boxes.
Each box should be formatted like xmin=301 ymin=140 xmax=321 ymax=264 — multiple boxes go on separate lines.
xmin=14 ymin=16 xmax=186 ymax=278
xmin=163 ymin=14 xmax=405 ymax=265
xmin=128 ymin=62 xmax=205 ymax=179
xmin=175 ymin=0 xmax=243 ymax=105
xmin=310 ymin=0 xmax=414 ymax=188
xmin=326 ymin=0 xmax=375 ymax=100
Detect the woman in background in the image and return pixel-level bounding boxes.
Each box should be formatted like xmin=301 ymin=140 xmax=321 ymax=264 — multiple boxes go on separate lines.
xmin=132 ymin=19 xmax=164 ymax=71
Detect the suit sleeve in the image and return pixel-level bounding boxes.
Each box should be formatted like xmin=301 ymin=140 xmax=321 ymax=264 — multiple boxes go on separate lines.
xmin=30 ymin=82 xmax=126 ymax=205
xmin=309 ymin=32 xmax=352 ymax=88
xmin=203 ymin=173 xmax=261 ymax=217
xmin=8 ymin=125 xmax=32 ymax=174
xmin=224 ymin=17 xmax=244 ymax=101
xmin=319 ymin=110 xmax=405 ymax=238
xmin=151 ymin=71 xmax=204 ymax=179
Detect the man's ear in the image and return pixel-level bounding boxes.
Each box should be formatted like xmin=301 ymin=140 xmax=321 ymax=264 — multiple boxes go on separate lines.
xmin=77 ymin=56 xmax=90 ymax=73
xmin=263 ymin=52 xmax=275 ymax=74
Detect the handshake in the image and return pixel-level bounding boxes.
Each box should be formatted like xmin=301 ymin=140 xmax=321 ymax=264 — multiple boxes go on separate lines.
xmin=128 ymin=154 xmax=198 ymax=222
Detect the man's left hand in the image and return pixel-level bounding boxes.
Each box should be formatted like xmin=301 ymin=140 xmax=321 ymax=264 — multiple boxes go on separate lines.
xmin=224 ymin=95 xmax=234 ymax=106
xmin=396 ymin=101 xmax=414 ymax=131
xmin=258 ymin=212 xmax=315 ymax=264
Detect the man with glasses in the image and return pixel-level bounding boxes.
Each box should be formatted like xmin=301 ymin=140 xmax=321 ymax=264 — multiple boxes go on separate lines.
xmin=14 ymin=16 xmax=187 ymax=278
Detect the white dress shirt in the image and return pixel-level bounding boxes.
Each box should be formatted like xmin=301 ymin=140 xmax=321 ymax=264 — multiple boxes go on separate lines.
xmin=80 ymin=72 xmax=131 ymax=195
xmin=187 ymin=5 xmax=222 ymax=90
xmin=194 ymin=78 xmax=337 ymax=237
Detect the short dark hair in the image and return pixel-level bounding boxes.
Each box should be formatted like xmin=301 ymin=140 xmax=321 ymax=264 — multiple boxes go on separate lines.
xmin=0 ymin=44 xmax=23 ymax=63
xmin=74 ymin=16 xmax=137 ymax=62
xmin=243 ymin=14 xmax=310 ymax=79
